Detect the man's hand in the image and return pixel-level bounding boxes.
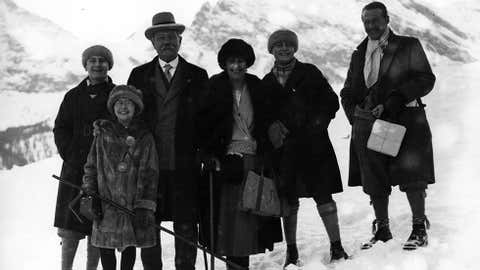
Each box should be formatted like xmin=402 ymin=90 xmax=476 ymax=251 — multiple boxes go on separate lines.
xmin=384 ymin=93 xmax=405 ymax=119
xmin=371 ymin=104 xmax=384 ymax=118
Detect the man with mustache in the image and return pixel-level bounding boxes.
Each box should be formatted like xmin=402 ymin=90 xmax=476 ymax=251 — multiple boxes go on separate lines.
xmin=340 ymin=1 xmax=436 ymax=250
xmin=127 ymin=12 xmax=209 ymax=270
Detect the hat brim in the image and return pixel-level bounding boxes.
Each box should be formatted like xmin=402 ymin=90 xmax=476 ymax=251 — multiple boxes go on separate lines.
xmin=145 ymin=24 xmax=185 ymax=39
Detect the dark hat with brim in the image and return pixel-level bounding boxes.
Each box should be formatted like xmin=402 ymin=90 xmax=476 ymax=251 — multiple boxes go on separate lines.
xmin=217 ymin=38 xmax=255 ymax=70
xmin=145 ymin=12 xmax=185 ymax=39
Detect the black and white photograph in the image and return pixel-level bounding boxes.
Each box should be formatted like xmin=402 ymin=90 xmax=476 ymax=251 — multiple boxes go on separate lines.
xmin=0 ymin=0 xmax=478 ymax=269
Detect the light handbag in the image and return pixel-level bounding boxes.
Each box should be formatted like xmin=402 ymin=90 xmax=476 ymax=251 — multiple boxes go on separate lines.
xmin=367 ymin=119 xmax=406 ymax=157
xmin=239 ymin=170 xmax=282 ymax=217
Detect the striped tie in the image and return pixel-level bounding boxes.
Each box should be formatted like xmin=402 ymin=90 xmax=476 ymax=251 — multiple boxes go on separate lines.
xmin=164 ymin=64 xmax=173 ymax=82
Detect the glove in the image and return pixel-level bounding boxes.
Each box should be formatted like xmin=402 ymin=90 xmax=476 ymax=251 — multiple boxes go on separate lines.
xmin=81 ymin=184 xmax=96 ymax=196
xmin=268 ymin=121 xmax=289 ymax=149
xmin=371 ymin=104 xmax=384 ymax=118
xmin=202 ymin=156 xmax=221 ymax=172
xmin=134 ymin=208 xmax=155 ymax=229
xmin=384 ymin=92 xmax=405 ymax=120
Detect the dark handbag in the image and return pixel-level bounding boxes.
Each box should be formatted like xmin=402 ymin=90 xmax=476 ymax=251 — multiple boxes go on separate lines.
xmin=239 ymin=169 xmax=290 ymax=217
xmin=79 ymin=196 xmax=103 ymax=221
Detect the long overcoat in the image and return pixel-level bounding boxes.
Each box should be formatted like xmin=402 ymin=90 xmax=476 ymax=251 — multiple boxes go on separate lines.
xmin=53 ymin=78 xmax=114 ymax=234
xmin=340 ymin=31 xmax=436 ymax=193
xmin=82 ymin=119 xmax=159 ymax=249
xmin=199 ymin=72 xmax=282 ymax=255
xmin=127 ymin=56 xmax=209 ymax=222
xmin=262 ymin=60 xmax=343 ymax=198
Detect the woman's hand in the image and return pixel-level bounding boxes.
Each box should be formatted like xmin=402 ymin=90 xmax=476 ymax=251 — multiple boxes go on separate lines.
xmin=268 ymin=121 xmax=289 ymax=149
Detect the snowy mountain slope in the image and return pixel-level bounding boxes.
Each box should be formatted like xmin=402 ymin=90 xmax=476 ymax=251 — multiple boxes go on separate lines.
xmin=0 ymin=0 xmax=85 ymax=93
xmin=178 ymin=0 xmax=475 ymax=82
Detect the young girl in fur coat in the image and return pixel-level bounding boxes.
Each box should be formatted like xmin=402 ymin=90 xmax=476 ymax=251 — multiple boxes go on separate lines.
xmin=82 ymin=85 xmax=159 ymax=270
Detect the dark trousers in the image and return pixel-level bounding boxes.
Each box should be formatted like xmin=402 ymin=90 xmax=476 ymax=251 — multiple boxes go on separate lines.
xmin=140 ymin=223 xmax=198 ymax=270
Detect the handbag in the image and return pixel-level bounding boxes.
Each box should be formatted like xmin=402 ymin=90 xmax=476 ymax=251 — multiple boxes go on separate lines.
xmin=79 ymin=196 xmax=103 ymax=221
xmin=367 ymin=119 xmax=406 ymax=157
xmin=239 ymin=170 xmax=283 ymax=217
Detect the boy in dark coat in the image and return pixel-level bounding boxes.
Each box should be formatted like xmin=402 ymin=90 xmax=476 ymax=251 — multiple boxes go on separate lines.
xmin=340 ymin=2 xmax=435 ymax=250
xmin=53 ymin=45 xmax=115 ymax=270
xmin=262 ymin=29 xmax=348 ymax=266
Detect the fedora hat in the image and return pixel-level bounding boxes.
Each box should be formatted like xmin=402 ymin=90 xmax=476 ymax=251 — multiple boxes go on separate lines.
xmin=145 ymin=12 xmax=185 ymax=39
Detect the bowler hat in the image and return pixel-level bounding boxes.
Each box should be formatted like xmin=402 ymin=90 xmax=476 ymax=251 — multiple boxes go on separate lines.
xmin=145 ymin=12 xmax=185 ymax=39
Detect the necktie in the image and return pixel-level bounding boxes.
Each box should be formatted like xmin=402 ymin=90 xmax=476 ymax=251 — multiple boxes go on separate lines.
xmin=164 ymin=64 xmax=173 ymax=82
xmin=364 ymin=46 xmax=381 ymax=88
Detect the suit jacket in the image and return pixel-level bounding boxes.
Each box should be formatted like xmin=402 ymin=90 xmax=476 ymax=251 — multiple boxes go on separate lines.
xmin=340 ymin=31 xmax=436 ymax=187
xmin=127 ymin=56 xmax=209 ymax=221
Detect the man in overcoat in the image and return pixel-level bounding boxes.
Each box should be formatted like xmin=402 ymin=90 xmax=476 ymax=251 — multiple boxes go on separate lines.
xmin=53 ymin=45 xmax=115 ymax=270
xmin=127 ymin=12 xmax=209 ymax=270
xmin=340 ymin=1 xmax=436 ymax=250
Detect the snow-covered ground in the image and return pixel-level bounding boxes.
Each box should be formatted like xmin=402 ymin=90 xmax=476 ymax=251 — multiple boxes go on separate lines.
xmin=2 ymin=60 xmax=479 ymax=270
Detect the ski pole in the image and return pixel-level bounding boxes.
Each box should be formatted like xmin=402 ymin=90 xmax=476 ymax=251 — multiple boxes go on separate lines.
xmin=51 ymin=174 xmax=246 ymax=270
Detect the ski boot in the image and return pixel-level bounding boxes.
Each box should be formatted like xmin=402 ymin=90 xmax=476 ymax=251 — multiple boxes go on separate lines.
xmin=361 ymin=219 xmax=392 ymax=250
xmin=284 ymin=244 xmax=303 ymax=269
xmin=330 ymin=240 xmax=349 ymax=261
xmin=403 ymin=217 xmax=430 ymax=250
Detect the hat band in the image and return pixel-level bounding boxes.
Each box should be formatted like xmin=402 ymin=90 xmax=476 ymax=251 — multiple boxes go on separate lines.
xmin=153 ymin=21 xmax=175 ymax=25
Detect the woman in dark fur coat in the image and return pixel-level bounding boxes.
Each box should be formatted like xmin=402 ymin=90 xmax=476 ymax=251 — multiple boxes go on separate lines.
xmin=200 ymin=38 xmax=282 ymax=270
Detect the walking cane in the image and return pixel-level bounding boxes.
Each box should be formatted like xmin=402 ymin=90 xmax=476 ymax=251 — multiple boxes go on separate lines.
xmin=209 ymin=169 xmax=215 ymax=270
xmin=51 ymin=175 xmax=246 ymax=270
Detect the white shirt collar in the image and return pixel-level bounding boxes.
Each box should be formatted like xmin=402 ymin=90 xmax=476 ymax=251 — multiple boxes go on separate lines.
xmin=158 ymin=56 xmax=179 ymax=71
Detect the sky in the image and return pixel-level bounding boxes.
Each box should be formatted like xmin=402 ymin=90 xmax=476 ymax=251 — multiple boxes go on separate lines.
xmin=13 ymin=0 xmax=219 ymax=43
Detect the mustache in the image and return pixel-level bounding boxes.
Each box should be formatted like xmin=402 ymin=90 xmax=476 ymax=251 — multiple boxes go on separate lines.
xmin=160 ymin=45 xmax=176 ymax=50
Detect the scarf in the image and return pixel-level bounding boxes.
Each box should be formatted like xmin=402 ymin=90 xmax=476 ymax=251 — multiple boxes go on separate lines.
xmin=272 ymin=58 xmax=297 ymax=87
xmin=363 ymin=28 xmax=390 ymax=88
